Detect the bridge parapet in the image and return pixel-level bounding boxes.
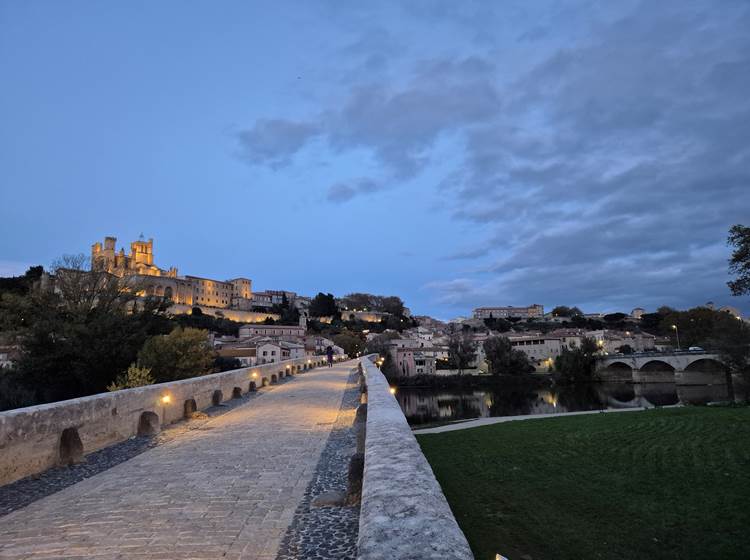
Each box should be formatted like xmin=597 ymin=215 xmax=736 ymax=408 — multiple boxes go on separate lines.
xmin=0 ymin=355 xmax=335 ymax=486
xmin=358 ymin=356 xmax=473 ymax=560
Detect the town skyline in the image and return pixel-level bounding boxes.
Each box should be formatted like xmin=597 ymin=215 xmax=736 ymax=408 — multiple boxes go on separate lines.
xmin=2 ymin=1 xmax=749 ymax=319
xmin=1 ymin=231 xmax=745 ymax=322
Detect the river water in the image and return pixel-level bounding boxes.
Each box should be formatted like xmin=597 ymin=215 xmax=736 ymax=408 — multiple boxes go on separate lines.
xmin=396 ymin=382 xmax=735 ymax=427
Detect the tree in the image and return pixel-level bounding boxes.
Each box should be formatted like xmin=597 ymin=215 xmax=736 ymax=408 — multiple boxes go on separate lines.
xmin=137 ymin=327 xmax=214 ymax=382
xmin=554 ymin=337 xmax=599 ymax=383
xmin=309 ymin=292 xmax=338 ymax=317
xmin=333 ymin=331 xmax=365 ymax=357
xmin=107 ymin=364 xmax=155 ymax=391
xmin=447 ymin=333 xmax=476 ymax=374
xmin=0 ymin=266 xmax=44 ymax=296
xmin=710 ymin=314 xmax=750 ymax=401
xmin=276 ymin=293 xmax=300 ymax=325
xmin=483 ymin=336 xmax=533 ymax=375
xmin=616 ymin=344 xmax=634 ymax=355
xmin=727 ymin=224 xmax=750 ymax=296
xmin=483 ymin=317 xmax=512 ymax=332
xmin=551 ymin=306 xmax=583 ymax=317
xmin=0 ymin=255 xmax=170 ymax=404
xmin=380 ymin=296 xmax=405 ymax=317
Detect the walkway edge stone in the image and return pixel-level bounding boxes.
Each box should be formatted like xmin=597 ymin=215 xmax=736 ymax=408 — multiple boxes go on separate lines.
xmin=357 ymin=356 xmax=474 ymax=560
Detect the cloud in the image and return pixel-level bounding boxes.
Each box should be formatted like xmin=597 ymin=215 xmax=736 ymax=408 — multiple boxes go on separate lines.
xmin=236 ymin=119 xmax=320 ymax=168
xmin=422 ymin=1 xmax=750 ymax=314
xmin=235 ymin=1 xmax=750 ymax=314
xmin=326 ymin=178 xmax=384 ymax=203
xmin=237 ymin=55 xmax=501 ymax=179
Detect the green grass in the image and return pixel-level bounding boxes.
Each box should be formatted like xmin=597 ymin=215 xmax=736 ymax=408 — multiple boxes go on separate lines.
xmin=416 ymin=407 xmax=750 ymax=560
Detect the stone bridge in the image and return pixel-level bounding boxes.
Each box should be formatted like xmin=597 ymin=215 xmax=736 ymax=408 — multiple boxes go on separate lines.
xmin=596 ymin=351 xmax=726 ymax=384
xmin=0 ymin=355 xmax=471 ymax=559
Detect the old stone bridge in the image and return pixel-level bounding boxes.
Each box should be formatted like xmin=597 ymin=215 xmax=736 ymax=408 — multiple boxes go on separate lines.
xmin=597 ymin=351 xmax=727 ymax=384
xmin=0 ymin=356 xmax=472 ymax=560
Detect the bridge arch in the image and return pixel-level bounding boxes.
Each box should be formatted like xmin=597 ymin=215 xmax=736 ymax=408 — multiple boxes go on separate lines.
xmin=684 ymin=358 xmax=724 ymax=373
xmin=271 ymin=374 xmax=278 ymax=384
xmin=59 ymin=427 xmax=84 ymax=465
xmin=639 ymin=360 xmax=675 ymax=372
xmin=183 ymin=398 xmax=197 ymax=418
xmin=137 ymin=411 xmax=160 ymax=436
xmin=248 ymin=381 xmax=257 ymax=392
xmin=232 ymin=386 xmax=242 ymax=399
xmin=211 ymin=390 xmax=223 ymax=406
xmin=602 ymin=361 xmax=633 ymax=374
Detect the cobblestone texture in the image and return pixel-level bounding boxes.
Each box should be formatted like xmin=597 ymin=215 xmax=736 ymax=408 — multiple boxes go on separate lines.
xmin=276 ymin=368 xmax=360 ymax=560
xmin=0 ymin=362 xmax=354 ymax=560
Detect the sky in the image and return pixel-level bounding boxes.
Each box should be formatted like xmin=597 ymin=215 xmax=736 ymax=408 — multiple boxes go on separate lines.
xmin=1 ymin=0 xmax=749 ymax=320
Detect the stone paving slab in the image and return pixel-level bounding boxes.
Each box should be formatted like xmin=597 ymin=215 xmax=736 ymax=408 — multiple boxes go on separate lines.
xmin=0 ymin=362 xmax=355 ymax=560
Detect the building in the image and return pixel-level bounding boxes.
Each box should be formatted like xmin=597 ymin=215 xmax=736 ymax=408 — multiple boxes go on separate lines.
xmin=473 ymin=304 xmax=544 ymax=320
xmin=251 ymin=290 xmax=299 ymax=310
xmin=90 ymin=235 xmax=254 ymax=311
xmin=631 ymin=307 xmax=646 ymax=319
xmin=239 ymin=324 xmax=306 ymax=339
xmin=216 ymin=346 xmax=257 ymax=367
xmin=393 ymin=347 xmax=437 ymax=377
xmin=506 ymin=334 xmax=562 ymax=370
xmin=0 ymin=345 xmax=19 ymax=369
xmin=92 ymin=236 xmax=177 ymax=278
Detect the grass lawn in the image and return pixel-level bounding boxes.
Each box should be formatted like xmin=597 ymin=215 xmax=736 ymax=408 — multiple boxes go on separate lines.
xmin=416 ymin=407 xmax=750 ymax=560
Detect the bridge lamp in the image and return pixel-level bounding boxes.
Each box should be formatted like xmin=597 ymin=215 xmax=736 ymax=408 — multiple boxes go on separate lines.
xmin=161 ymin=394 xmax=171 ymax=405
xmin=389 ymin=387 xmax=397 ymax=395
xmin=251 ymin=372 xmax=258 ymax=379
xmin=671 ymin=324 xmax=681 ymax=350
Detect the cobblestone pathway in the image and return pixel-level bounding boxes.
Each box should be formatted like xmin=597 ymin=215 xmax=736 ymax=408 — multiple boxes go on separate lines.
xmin=0 ymin=361 xmax=357 ymax=560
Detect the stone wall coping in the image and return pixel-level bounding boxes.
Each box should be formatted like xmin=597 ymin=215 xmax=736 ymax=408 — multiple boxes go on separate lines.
xmin=357 ymin=356 xmax=474 ymax=560
xmin=0 ymin=359 xmax=306 ymax=418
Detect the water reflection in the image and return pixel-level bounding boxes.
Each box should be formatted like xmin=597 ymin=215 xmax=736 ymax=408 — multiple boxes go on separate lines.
xmin=397 ymin=382 xmax=735 ymax=426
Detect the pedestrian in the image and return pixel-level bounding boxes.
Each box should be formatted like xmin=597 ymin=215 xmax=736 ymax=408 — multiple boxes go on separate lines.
xmin=326 ymin=345 xmax=334 ymax=367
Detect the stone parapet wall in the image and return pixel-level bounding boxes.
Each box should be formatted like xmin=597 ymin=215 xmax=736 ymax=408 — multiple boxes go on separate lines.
xmin=0 ymin=355 xmax=344 ymax=486
xmin=357 ymin=356 xmax=474 ymax=560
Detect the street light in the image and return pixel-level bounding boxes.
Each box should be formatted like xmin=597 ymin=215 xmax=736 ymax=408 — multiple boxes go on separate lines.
xmin=671 ymin=324 xmax=681 ymax=350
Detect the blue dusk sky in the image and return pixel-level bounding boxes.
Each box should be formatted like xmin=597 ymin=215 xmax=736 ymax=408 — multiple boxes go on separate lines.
xmin=1 ymin=1 xmax=749 ymax=319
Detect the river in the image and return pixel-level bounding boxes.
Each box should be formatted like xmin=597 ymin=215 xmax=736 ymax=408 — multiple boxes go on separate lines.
xmin=396 ymin=382 xmax=736 ymax=427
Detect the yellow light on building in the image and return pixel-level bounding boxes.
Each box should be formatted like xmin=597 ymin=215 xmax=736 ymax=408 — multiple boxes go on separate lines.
xmin=389 ymin=387 xmax=397 ymax=395
xmin=251 ymin=372 xmax=258 ymax=378
xmin=161 ymin=395 xmax=171 ymax=404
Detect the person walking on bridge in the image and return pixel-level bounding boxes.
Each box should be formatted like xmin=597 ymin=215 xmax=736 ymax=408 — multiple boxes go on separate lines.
xmin=326 ymin=345 xmax=334 ymax=367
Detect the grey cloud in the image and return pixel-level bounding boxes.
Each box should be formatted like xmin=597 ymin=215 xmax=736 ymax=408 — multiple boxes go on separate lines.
xmin=237 ymin=119 xmax=320 ymax=168
xmin=326 ymin=178 xmax=384 ymax=203
xmin=238 ymin=55 xmax=502 ymax=178
xmin=429 ymin=1 xmax=750 ymax=314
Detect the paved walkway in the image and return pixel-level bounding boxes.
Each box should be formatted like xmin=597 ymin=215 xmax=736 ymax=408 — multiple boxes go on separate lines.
xmin=0 ymin=361 xmax=356 ymax=560
xmin=412 ymin=405 xmax=682 ymax=435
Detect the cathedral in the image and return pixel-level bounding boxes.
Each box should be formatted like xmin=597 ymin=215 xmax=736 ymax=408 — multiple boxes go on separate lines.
xmin=90 ymin=236 xmax=252 ymax=310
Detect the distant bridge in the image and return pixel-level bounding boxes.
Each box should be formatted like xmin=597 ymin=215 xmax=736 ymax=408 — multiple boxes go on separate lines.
xmin=596 ymin=351 xmax=726 ymax=384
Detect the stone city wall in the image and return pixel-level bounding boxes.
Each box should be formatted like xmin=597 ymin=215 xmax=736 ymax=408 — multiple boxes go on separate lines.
xmin=0 ymin=355 xmax=342 ymax=486
xmin=357 ymin=356 xmax=474 ymax=560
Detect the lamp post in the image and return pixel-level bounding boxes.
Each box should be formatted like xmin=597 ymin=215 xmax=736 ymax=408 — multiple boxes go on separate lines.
xmin=671 ymin=324 xmax=681 ymax=350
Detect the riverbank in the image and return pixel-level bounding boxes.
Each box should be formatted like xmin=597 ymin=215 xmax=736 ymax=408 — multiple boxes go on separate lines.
xmin=417 ymin=406 xmax=750 ymax=560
